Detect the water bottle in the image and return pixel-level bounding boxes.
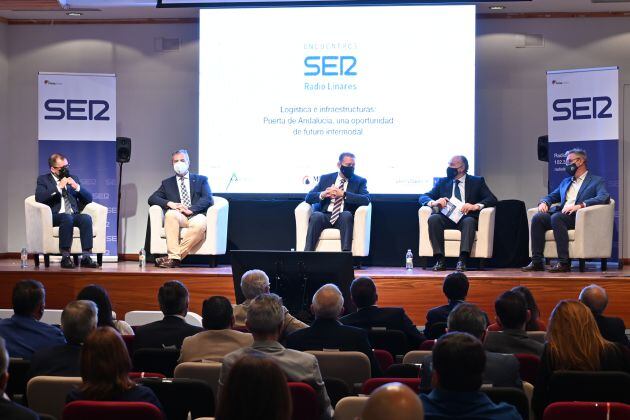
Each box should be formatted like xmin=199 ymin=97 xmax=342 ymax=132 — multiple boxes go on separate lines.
xmin=20 ymin=247 xmax=28 ymax=269
xmin=405 ymin=249 xmax=413 ymax=270
xmin=139 ymin=248 xmax=146 ymax=268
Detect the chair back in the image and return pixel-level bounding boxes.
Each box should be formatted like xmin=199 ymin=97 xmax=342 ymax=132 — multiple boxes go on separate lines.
xmin=63 ymin=401 xmax=163 ymax=420
xmin=515 ymin=353 xmax=541 ymax=385
xmin=129 ymin=372 xmax=166 ymax=380
xmin=419 ymin=339 xmax=435 ymax=350
xmin=543 ymin=401 xmax=630 ymax=420
xmin=526 ymin=331 xmax=546 ymax=343
xmin=288 ymin=382 xmax=320 ymax=420
xmin=306 ymin=351 xmax=371 ymax=390
xmin=373 ymin=349 xmax=394 ymax=372
xmin=137 ymin=377 xmax=214 ymax=420
xmin=482 ymin=386 xmax=530 ymax=419
xmin=368 ymin=329 xmax=409 ymax=359
xmin=383 ymin=363 xmax=421 ymax=378
xmin=323 ymin=377 xmax=351 ymax=408
xmin=27 ymin=376 xmax=82 ymax=420
xmin=361 ymin=378 xmax=421 ymax=395
xmin=124 ymin=310 xmax=203 ymax=327
xmin=174 ymin=361 xmax=222 ymax=404
xmin=402 ymin=350 xmax=432 ymax=365
xmin=6 ymin=358 xmax=30 ymax=401
xmin=549 ymin=371 xmax=630 ymax=405
xmin=333 ymin=396 xmax=368 ymax=420
xmin=132 ymin=348 xmax=180 ymax=377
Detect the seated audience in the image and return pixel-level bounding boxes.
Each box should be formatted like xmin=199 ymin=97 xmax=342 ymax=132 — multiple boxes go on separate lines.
xmin=579 ymin=284 xmax=629 ymax=346
xmin=133 ymin=280 xmax=203 ymax=351
xmin=76 ymin=284 xmax=134 ymax=335
xmin=233 ymin=269 xmax=307 ymax=338
xmin=216 ymin=354 xmax=291 ymax=420
xmin=29 ymin=300 xmax=97 ymax=378
xmin=421 ymin=303 xmax=522 ymax=388
xmin=488 ymin=285 xmax=546 ymax=331
xmin=220 ymin=294 xmax=333 ymax=420
xmin=484 ymin=290 xmax=544 ymax=356
xmin=0 ymin=279 xmax=65 ymax=359
xmin=179 ymin=296 xmax=253 ymax=362
xmin=66 ymin=327 xmax=164 ymax=414
xmin=532 ymin=300 xmax=630 ymax=418
xmin=286 ymin=284 xmax=382 ymax=377
xmin=340 ymin=276 xmax=425 ymax=349
xmin=420 ymin=332 xmax=521 ymax=420
xmin=0 ymin=337 xmax=39 ymax=419
xmin=361 ymin=382 xmax=424 ymax=420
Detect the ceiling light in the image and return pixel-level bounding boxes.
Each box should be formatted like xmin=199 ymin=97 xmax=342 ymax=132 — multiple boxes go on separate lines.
xmin=489 ymin=6 xmax=506 ymax=11
xmin=66 ymin=12 xmax=83 ymax=16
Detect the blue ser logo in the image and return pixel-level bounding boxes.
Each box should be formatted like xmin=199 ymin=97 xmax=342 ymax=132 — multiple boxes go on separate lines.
xmin=304 ymin=56 xmax=357 ymax=76
xmin=552 ymin=96 xmax=612 ymax=121
xmin=44 ymin=99 xmax=110 ymax=121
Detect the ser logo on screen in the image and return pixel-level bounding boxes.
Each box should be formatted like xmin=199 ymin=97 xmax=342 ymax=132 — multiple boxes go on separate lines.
xmin=304 ymin=56 xmax=357 ymax=76
xmin=552 ymin=96 xmax=612 ymax=121
xmin=43 ymin=99 xmax=110 ymax=121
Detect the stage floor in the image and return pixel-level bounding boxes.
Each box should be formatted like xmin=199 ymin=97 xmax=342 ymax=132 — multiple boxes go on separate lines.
xmin=1 ymin=260 xmax=629 ymax=326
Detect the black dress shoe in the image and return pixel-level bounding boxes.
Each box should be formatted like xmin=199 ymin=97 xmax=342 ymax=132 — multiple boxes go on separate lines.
xmin=548 ymin=262 xmax=571 ymax=273
xmin=158 ymin=258 xmax=181 ymax=268
xmin=456 ymin=260 xmax=467 ymax=272
xmin=522 ymin=261 xmax=545 ymax=272
xmin=60 ymin=256 xmax=76 ymax=269
xmin=432 ymin=260 xmax=446 ymax=271
xmin=80 ymin=256 xmax=99 ymax=268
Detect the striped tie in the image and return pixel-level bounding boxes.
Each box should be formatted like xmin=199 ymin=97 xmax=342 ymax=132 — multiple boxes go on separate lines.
xmin=180 ymin=177 xmax=191 ymax=208
xmin=330 ymin=178 xmax=347 ymax=225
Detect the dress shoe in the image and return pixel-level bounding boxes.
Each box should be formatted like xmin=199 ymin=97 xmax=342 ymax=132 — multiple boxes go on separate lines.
xmin=456 ymin=260 xmax=467 ymax=272
xmin=154 ymin=256 xmax=167 ymax=267
xmin=548 ymin=262 xmax=571 ymax=273
xmin=80 ymin=255 xmax=99 ymax=268
xmin=60 ymin=256 xmax=76 ymax=269
xmin=432 ymin=260 xmax=446 ymax=271
xmin=522 ymin=261 xmax=545 ymax=272
xmin=158 ymin=258 xmax=181 ymax=268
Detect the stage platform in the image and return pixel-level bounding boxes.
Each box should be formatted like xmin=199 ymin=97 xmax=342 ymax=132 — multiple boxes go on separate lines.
xmin=1 ymin=260 xmax=629 ymax=326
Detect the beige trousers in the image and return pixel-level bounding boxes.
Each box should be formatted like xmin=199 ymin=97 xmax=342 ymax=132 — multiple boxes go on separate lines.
xmin=164 ymin=210 xmax=207 ymax=260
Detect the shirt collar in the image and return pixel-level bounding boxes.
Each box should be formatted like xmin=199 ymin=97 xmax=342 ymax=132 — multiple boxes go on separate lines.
xmin=177 ymin=173 xmax=189 ymax=181
xmin=455 ymin=174 xmax=467 ymax=185
xmin=574 ymin=171 xmax=588 ymax=182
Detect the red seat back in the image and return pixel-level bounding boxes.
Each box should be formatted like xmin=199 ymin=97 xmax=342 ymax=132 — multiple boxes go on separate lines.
xmin=373 ymin=349 xmax=394 ymax=372
xmin=288 ymin=382 xmax=319 ymax=420
xmin=63 ymin=401 xmax=163 ymax=420
xmin=419 ymin=340 xmax=435 ymax=350
xmin=361 ymin=378 xmax=421 ymax=395
xmin=129 ymin=372 xmax=166 ymax=380
xmin=514 ymin=353 xmax=540 ymax=384
xmin=543 ymin=402 xmax=630 ymax=420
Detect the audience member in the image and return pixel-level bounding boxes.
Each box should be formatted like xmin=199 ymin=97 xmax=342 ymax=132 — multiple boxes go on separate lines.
xmin=361 ymin=382 xmax=424 ymax=420
xmin=579 ymin=284 xmax=629 ymax=346
xmin=0 ymin=280 xmax=65 ymax=359
xmin=233 ymin=269 xmax=307 ymax=338
xmin=66 ymin=327 xmax=164 ymax=414
xmin=286 ymin=284 xmax=382 ymax=377
xmin=488 ymin=285 xmax=546 ymax=331
xmin=179 ymin=296 xmax=253 ymax=362
xmin=340 ymin=276 xmax=425 ymax=349
xmin=0 ymin=337 xmax=39 ymax=419
xmin=421 ymin=303 xmax=521 ymax=388
xmin=29 ymin=300 xmax=97 ymax=378
xmin=133 ymin=280 xmax=203 ymax=351
xmin=76 ymin=284 xmax=134 ymax=335
xmin=532 ymin=300 xmax=630 ymax=418
xmin=484 ymin=290 xmax=544 ymax=356
xmin=420 ymin=332 xmax=521 ymax=420
xmin=220 ymin=294 xmax=333 ymax=420
xmin=216 ymin=354 xmax=291 ymax=420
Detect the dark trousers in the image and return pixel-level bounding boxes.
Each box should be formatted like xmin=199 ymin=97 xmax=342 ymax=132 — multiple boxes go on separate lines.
xmin=428 ymin=213 xmax=477 ymax=257
xmin=52 ymin=213 xmax=93 ymax=252
xmin=305 ymin=210 xmax=354 ymax=252
xmin=530 ymin=211 xmax=575 ymax=263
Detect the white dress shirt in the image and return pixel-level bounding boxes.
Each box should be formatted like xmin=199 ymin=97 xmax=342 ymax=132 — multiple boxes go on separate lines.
xmin=51 ymin=172 xmax=80 ymax=214
xmin=563 ymin=171 xmax=588 ymax=210
xmin=176 ymin=173 xmax=191 ymax=205
xmin=322 ymin=173 xmax=349 ymax=213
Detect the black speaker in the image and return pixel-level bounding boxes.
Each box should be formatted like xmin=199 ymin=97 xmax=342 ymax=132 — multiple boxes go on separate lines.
xmin=537 ymin=135 xmax=548 ymax=162
xmin=116 ymin=137 xmax=131 ymax=163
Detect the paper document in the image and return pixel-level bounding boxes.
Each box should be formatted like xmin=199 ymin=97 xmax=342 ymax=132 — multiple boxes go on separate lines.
xmin=441 ymin=197 xmax=464 ymax=223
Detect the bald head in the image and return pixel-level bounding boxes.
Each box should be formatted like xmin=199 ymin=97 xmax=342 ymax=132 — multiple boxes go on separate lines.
xmin=579 ymin=284 xmax=608 ymax=314
xmin=361 ymin=382 xmax=424 ymax=420
xmin=311 ymin=284 xmax=344 ymax=320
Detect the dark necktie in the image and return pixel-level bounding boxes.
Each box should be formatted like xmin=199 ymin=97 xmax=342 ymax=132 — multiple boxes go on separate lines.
xmin=330 ymin=178 xmax=347 ymax=225
xmin=454 ymin=180 xmax=462 ymax=201
xmin=62 ymin=187 xmax=73 ymax=214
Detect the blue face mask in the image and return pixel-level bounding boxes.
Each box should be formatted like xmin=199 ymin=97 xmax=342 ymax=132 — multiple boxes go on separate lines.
xmin=340 ymin=165 xmax=354 ymax=179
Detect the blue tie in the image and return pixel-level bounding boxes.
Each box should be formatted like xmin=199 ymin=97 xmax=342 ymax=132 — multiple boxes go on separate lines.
xmin=454 ymin=180 xmax=462 ymax=201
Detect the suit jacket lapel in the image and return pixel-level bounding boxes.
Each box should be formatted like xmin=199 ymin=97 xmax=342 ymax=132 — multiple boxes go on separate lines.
xmin=575 ymin=173 xmax=592 ymax=203
xmin=464 ymin=176 xmax=471 ymax=203
xmin=189 ymin=174 xmax=196 ymax=201
xmin=169 ymin=176 xmax=182 ymax=203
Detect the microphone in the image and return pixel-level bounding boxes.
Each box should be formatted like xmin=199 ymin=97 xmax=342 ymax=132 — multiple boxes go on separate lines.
xmin=225 ymin=172 xmax=238 ymax=191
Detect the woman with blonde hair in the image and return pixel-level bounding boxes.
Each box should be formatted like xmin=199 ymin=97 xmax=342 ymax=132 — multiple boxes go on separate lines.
xmin=532 ymin=300 xmax=630 ymax=417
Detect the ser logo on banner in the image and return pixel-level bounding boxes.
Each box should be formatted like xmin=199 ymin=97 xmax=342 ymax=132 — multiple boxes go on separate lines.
xmin=552 ymin=96 xmax=613 ymax=121
xmin=304 ymin=56 xmax=357 ymax=76
xmin=44 ymin=99 xmax=110 ymax=121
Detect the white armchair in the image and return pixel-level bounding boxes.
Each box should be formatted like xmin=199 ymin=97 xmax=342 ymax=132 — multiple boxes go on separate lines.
xmin=149 ymin=196 xmax=229 ymax=266
xmin=526 ymin=199 xmax=614 ymax=271
xmin=418 ymin=206 xmax=496 ymax=267
xmin=294 ymin=202 xmax=372 ymax=256
xmin=24 ymin=195 xmax=107 ymax=267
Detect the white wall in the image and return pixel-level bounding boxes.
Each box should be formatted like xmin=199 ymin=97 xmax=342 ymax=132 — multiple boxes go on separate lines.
xmin=2 ymin=17 xmax=630 ymax=256
xmin=0 ymin=21 xmax=8 ymax=253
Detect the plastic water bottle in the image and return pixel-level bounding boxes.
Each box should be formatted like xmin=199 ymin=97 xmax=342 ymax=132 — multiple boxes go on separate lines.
xmin=139 ymin=248 xmax=146 ymax=268
xmin=405 ymin=249 xmax=413 ymax=270
xmin=20 ymin=248 xmax=28 ymax=269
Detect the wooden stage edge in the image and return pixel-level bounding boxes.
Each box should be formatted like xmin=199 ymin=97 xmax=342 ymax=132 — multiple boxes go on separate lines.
xmin=1 ymin=260 xmax=629 ymax=326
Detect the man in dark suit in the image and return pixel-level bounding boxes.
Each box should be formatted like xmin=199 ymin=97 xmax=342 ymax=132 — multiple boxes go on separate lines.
xmin=340 ymin=276 xmax=425 ymax=349
xmin=304 ymin=152 xmax=370 ymax=252
xmin=286 ymin=284 xmax=382 ymax=377
xmin=28 ymin=300 xmax=97 ymax=378
xmin=148 ymin=149 xmax=213 ymax=268
xmin=0 ymin=337 xmax=39 ymax=420
xmin=419 ymin=155 xmax=497 ymax=272
xmin=35 ymin=153 xmax=98 ymax=269
xmin=133 ymin=281 xmax=203 ymax=351
xmin=579 ymin=284 xmax=629 ymax=346
xmin=524 ymin=148 xmax=610 ymax=273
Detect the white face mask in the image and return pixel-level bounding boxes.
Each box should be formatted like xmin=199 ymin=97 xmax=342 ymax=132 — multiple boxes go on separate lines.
xmin=173 ymin=161 xmax=189 ymax=176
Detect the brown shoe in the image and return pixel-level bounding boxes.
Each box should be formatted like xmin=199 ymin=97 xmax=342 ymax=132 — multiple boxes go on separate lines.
xmin=548 ymin=262 xmax=571 ymax=273
xmin=158 ymin=258 xmax=181 ymax=268
xmin=154 ymin=256 xmax=167 ymax=267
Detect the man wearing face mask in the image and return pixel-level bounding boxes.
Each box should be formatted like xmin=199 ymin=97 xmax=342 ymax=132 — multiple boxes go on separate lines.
xmin=35 ymin=153 xmax=99 ymax=269
xmin=148 ymin=149 xmax=213 ymax=268
xmin=419 ymin=155 xmax=497 ymax=272
xmin=304 ymin=152 xmax=370 ymax=252
xmin=523 ymin=148 xmax=609 ymax=273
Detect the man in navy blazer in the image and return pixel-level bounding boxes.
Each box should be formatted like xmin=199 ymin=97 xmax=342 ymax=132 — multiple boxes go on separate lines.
xmin=524 ymin=148 xmax=610 ymax=273
xmin=35 ymin=153 xmax=99 ymax=269
xmin=579 ymin=284 xmax=629 ymax=347
xmin=304 ymin=152 xmax=370 ymax=252
xmin=148 ymin=149 xmax=213 ymax=268
xmin=419 ymin=155 xmax=497 ymax=271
